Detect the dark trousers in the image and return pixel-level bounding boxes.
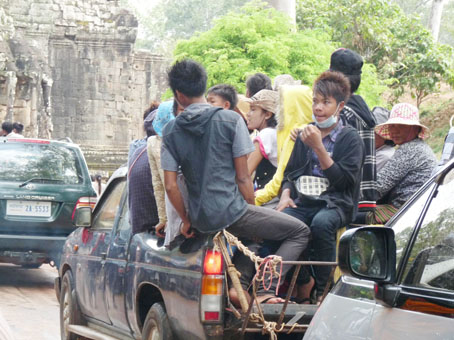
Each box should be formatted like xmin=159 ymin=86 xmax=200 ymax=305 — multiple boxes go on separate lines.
xmin=227 ymin=204 xmax=310 ymax=295
xmin=283 ymin=202 xmax=342 ymax=296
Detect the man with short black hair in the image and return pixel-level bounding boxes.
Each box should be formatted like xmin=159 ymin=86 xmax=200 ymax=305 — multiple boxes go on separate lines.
xmin=246 ymin=72 xmax=272 ymax=98
xmin=162 ymin=59 xmax=310 ymax=304
xmin=329 ymin=48 xmax=377 ymax=213
xmin=1 ymin=121 xmax=13 ymax=137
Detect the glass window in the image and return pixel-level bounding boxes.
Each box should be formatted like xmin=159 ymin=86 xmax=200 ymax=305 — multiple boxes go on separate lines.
xmin=92 ymin=179 xmax=126 ymax=231
xmin=391 ymin=182 xmax=436 ymax=271
xmin=0 ymin=142 xmax=82 ymax=184
xmin=401 ymin=169 xmax=454 ymax=293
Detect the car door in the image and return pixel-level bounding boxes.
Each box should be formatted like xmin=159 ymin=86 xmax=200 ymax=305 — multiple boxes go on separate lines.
xmin=368 ymin=165 xmax=454 ymax=339
xmin=76 ymin=177 xmax=126 ymax=324
xmin=104 ymin=189 xmax=132 ymax=332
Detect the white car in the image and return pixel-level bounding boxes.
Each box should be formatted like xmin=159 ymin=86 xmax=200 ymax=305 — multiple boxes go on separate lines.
xmin=304 ymin=157 xmax=454 ymax=340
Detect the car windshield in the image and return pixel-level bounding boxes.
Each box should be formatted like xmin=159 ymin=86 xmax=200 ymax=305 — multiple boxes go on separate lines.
xmin=0 ymin=142 xmax=82 ymax=184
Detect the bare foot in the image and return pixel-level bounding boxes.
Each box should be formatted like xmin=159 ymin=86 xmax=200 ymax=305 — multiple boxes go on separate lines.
xmin=229 ymin=287 xmax=251 ymax=308
xmin=256 ymin=295 xmax=286 ymax=304
xmin=296 ymin=276 xmax=315 ymax=304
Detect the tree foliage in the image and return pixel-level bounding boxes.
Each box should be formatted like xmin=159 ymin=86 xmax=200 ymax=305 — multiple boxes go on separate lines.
xmin=172 ymin=2 xmax=384 ymax=106
xmin=296 ymin=0 xmax=454 ymax=106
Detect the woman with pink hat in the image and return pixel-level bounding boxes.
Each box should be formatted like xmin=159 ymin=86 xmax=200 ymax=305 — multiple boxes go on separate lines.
xmin=365 ymin=103 xmax=437 ymax=224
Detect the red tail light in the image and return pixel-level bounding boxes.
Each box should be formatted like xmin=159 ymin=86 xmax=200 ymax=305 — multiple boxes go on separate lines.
xmin=204 ymin=250 xmax=223 ymax=275
xmin=71 ymin=196 xmax=97 ymax=220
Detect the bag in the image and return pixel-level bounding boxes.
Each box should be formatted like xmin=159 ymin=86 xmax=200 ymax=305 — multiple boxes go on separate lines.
xmin=294 ymin=175 xmax=329 ymax=198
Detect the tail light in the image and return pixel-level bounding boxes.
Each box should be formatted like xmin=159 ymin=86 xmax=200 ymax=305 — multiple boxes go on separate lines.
xmin=71 ymin=196 xmax=97 ymax=220
xmin=201 ymin=249 xmax=224 ymax=322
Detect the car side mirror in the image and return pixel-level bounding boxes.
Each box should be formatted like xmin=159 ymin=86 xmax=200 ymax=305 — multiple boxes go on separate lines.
xmin=73 ymin=207 xmax=92 ymax=228
xmin=338 ymin=226 xmax=396 ymax=283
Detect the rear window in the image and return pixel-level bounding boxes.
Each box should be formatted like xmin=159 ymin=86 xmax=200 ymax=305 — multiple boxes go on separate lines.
xmin=0 ymin=142 xmax=83 ymax=184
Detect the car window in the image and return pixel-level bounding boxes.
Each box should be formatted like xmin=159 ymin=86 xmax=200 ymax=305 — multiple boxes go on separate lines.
xmin=0 ymin=142 xmax=82 ymax=184
xmin=401 ymin=168 xmax=454 ymax=292
xmin=392 ymin=182 xmax=436 ymax=271
xmin=115 ymin=195 xmax=131 ymax=242
xmin=91 ymin=179 xmax=126 ymax=231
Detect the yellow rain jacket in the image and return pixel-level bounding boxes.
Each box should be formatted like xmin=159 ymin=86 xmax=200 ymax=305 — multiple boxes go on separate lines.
xmin=255 ymin=85 xmax=313 ymax=205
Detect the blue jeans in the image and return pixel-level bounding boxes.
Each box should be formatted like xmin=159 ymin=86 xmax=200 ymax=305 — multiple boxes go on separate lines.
xmin=283 ymin=202 xmax=342 ymax=295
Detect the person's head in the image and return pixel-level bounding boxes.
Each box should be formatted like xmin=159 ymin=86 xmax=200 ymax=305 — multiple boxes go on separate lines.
xmin=372 ymin=107 xmax=395 ymax=149
xmin=273 ymin=74 xmax=301 ymax=91
xmin=1 ymin=121 xmax=13 ymax=135
xmin=246 ymin=89 xmax=278 ymax=131
xmin=375 ymin=103 xmax=429 ymax=145
xmin=143 ymin=101 xmax=160 ymax=121
xmin=172 ymin=98 xmax=184 ymax=116
xmin=12 ymin=122 xmax=24 ymax=134
xmin=152 ymin=101 xmax=175 ymax=137
xmin=245 ymin=73 xmax=272 ymax=98
xmin=143 ymin=109 xmax=157 ymax=138
xmin=206 ymin=84 xmax=238 ymax=110
xmin=167 ymin=59 xmax=207 ymax=108
xmin=329 ymin=48 xmax=363 ymax=93
xmin=312 ymin=71 xmax=350 ymax=129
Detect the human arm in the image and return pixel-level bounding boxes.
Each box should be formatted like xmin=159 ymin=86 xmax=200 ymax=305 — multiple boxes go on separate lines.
xmin=164 ymin=170 xmax=193 ymax=238
xmin=234 ymin=155 xmax=255 ymax=204
xmin=247 ymin=142 xmax=263 ymax=176
xmin=300 ymin=125 xmax=334 ymax=170
xmin=147 ymin=138 xmax=167 ymax=236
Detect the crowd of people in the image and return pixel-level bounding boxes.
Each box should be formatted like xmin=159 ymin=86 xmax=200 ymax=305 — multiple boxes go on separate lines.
xmin=125 ymin=48 xmax=437 ymax=306
xmin=1 ymin=121 xmax=24 ymax=138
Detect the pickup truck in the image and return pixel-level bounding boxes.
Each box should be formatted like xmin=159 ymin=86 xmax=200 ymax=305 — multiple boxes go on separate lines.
xmin=55 ymin=165 xmax=318 ymax=340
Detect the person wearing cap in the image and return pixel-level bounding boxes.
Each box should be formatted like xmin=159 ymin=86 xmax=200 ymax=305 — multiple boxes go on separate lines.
xmin=329 ymin=48 xmax=377 ymax=213
xmin=128 ymin=103 xmax=160 ymax=235
xmin=366 ymin=103 xmax=437 ymax=225
xmin=246 ymin=89 xmax=279 ymax=190
xmin=147 ymin=99 xmax=187 ymax=246
xmin=372 ymin=107 xmax=396 ymax=172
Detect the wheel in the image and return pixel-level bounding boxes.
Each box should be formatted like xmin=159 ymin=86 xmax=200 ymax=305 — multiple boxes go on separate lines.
xmin=142 ymin=302 xmax=173 ymax=340
xmin=60 ymin=270 xmax=85 ymax=340
xmin=20 ymin=263 xmax=42 ymax=269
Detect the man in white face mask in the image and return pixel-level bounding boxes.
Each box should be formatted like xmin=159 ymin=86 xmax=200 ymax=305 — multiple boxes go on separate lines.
xmin=277 ymin=71 xmax=365 ymax=304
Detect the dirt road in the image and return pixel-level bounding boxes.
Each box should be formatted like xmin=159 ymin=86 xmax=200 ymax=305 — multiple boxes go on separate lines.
xmin=0 ymin=263 xmax=60 ymax=340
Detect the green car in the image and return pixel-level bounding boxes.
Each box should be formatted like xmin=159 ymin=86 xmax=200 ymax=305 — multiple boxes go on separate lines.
xmin=0 ymin=137 xmax=97 ymax=268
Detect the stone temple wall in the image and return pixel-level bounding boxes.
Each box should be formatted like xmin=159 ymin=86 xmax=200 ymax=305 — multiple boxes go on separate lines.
xmin=0 ymin=0 xmax=168 ymax=172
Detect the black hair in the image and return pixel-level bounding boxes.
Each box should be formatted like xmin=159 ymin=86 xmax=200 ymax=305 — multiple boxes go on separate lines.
xmin=206 ymin=84 xmax=238 ymax=110
xmin=167 ymin=59 xmax=207 ymax=98
xmin=347 ymin=74 xmax=361 ymax=93
xmin=313 ymin=71 xmax=351 ymax=104
xmin=246 ymin=73 xmax=272 ymax=97
xmin=12 ymin=122 xmax=24 ymax=133
xmin=266 ymin=114 xmax=277 ymax=128
xmin=2 ymin=121 xmax=13 ymax=134
xmin=172 ymin=99 xmax=179 ymax=116
xmin=143 ymin=101 xmax=160 ymax=120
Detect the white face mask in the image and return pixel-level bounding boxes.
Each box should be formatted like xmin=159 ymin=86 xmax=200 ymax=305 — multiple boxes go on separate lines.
xmin=312 ymin=103 xmax=340 ymax=129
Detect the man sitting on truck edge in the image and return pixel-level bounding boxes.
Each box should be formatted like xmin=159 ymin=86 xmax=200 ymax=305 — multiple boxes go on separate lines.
xmin=161 ymin=59 xmax=311 ymax=305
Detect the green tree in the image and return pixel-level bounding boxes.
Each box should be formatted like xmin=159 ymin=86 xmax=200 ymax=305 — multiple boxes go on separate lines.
xmin=296 ymin=0 xmax=454 ymax=106
xmin=172 ymin=1 xmax=384 ymax=106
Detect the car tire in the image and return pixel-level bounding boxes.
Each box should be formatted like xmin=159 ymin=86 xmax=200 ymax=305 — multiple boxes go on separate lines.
xmin=60 ymin=270 xmax=85 ymax=340
xmin=142 ymin=302 xmax=173 ymax=340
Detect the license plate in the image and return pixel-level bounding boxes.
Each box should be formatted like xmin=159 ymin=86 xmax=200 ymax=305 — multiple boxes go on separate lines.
xmin=6 ymin=200 xmax=51 ymax=217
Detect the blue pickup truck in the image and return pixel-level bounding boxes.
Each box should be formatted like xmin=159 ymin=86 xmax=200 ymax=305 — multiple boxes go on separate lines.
xmin=55 ymin=165 xmax=317 ymax=340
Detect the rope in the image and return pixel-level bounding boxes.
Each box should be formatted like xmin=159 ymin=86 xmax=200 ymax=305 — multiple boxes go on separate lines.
xmin=213 ymin=230 xmax=299 ymax=339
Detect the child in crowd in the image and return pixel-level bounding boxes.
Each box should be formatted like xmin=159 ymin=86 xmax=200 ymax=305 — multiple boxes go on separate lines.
xmin=245 ymin=89 xmax=279 ymax=190
xmin=206 ymin=84 xmax=238 ymax=110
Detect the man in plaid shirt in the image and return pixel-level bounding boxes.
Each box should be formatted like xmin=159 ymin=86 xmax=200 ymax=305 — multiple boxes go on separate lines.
xmin=329 ymin=48 xmax=377 ymax=213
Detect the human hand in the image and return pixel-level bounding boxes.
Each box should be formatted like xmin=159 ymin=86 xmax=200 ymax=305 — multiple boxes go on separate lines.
xmin=276 ymin=196 xmax=296 ymax=212
xmin=155 ymin=222 xmax=166 ymax=238
xmin=180 ymin=219 xmax=195 ymax=238
xmin=290 ymin=128 xmax=301 ymax=142
xmin=300 ymin=125 xmax=322 ymax=150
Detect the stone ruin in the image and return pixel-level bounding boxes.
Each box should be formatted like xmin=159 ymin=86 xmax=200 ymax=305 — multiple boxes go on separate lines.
xmin=0 ymin=0 xmax=168 ymax=172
